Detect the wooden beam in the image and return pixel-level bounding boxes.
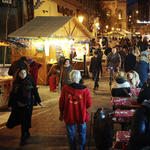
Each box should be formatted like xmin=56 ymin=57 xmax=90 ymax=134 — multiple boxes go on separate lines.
xmin=70 ymin=25 xmax=76 ymax=36
xmin=64 ymin=26 xmax=69 ymax=36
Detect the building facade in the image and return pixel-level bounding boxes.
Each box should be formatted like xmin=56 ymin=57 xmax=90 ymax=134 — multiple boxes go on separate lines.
xmin=98 ymin=0 xmax=127 ymax=31
xmin=127 ymin=0 xmax=150 ymax=35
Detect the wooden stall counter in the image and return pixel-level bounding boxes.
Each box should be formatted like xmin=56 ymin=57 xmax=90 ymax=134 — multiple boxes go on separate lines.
xmin=0 ymin=77 xmax=13 ymax=108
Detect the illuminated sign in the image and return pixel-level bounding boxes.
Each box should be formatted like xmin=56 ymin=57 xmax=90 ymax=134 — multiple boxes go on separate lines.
xmin=137 ymin=21 xmax=150 ymax=24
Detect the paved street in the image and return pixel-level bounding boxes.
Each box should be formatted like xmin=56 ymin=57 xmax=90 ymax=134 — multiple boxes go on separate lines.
xmin=0 ymin=72 xmax=121 ymax=150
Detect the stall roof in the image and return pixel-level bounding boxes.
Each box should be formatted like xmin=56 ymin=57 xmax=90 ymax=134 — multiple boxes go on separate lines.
xmin=8 ymin=16 xmax=94 ymax=40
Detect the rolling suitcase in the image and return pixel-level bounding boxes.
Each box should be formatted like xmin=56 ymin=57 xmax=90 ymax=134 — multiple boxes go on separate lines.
xmin=93 ymin=108 xmax=114 ymax=150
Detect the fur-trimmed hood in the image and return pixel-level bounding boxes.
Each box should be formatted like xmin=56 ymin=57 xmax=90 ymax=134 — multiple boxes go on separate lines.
xmin=137 ymin=55 xmax=149 ymax=63
xmin=112 ymin=81 xmax=130 ymax=89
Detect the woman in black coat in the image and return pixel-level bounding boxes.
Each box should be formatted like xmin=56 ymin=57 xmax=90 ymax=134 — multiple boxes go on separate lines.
xmin=128 ymin=78 xmax=150 ymax=150
xmin=6 ymin=67 xmax=43 ymax=146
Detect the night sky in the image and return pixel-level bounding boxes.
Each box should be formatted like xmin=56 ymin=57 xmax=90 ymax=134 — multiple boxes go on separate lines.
xmin=127 ymin=0 xmax=138 ymax=4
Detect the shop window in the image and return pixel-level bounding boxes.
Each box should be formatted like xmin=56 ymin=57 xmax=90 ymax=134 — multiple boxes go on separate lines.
xmin=118 ymin=13 xmax=122 ymax=20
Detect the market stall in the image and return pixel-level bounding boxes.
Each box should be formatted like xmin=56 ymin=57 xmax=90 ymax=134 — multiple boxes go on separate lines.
xmin=8 ymin=16 xmax=94 ymax=85
xmin=0 ymin=68 xmax=13 ymax=108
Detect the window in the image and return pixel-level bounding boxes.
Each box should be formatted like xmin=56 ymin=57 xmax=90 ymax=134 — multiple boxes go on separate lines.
xmin=106 ymin=10 xmax=111 ymax=19
xmin=118 ymin=13 xmax=122 ymax=20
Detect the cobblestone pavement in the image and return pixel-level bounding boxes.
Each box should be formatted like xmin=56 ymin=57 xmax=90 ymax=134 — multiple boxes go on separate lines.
xmin=0 ymin=73 xmax=122 ymax=150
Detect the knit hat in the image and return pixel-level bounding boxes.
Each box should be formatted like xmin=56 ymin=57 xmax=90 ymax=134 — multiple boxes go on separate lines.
xmin=115 ymin=72 xmax=127 ymax=84
xmin=27 ymin=58 xmax=33 ymax=64
xmin=20 ymin=56 xmax=27 ymax=61
xmin=141 ymin=51 xmax=148 ymax=56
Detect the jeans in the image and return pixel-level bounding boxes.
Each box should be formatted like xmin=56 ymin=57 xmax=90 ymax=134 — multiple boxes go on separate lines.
xmin=66 ymin=123 xmax=86 ymax=150
xmin=92 ymin=71 xmax=99 ymax=89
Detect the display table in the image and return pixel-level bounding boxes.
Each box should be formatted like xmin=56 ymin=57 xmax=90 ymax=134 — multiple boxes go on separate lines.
xmin=130 ymin=88 xmax=141 ymax=96
xmin=112 ymin=131 xmax=131 ymax=149
xmin=0 ymin=78 xmax=13 ymax=108
xmin=110 ymin=97 xmax=140 ymax=106
xmin=110 ymin=97 xmax=140 ymax=110
xmin=113 ymin=110 xmax=135 ymax=122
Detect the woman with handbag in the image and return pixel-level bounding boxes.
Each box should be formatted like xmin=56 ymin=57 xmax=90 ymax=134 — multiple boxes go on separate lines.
xmin=6 ymin=67 xmax=43 ymax=146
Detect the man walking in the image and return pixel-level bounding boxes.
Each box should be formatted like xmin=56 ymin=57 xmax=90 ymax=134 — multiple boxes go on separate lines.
xmin=59 ymin=70 xmax=92 ymax=150
xmin=106 ymin=47 xmax=121 ymax=75
xmin=89 ymin=51 xmax=102 ymax=93
xmin=124 ymin=48 xmax=136 ymax=73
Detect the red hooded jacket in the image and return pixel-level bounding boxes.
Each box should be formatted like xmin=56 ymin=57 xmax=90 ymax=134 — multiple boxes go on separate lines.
xmin=59 ymin=85 xmax=92 ymax=124
xmin=29 ymin=61 xmax=42 ymax=86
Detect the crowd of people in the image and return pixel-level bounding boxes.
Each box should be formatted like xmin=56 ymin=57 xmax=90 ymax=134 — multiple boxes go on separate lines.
xmin=5 ymin=36 xmax=150 ymax=150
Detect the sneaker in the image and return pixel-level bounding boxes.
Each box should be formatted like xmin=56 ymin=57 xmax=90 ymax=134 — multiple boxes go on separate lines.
xmin=25 ymin=132 xmax=30 ymax=140
xmin=20 ymin=137 xmax=26 ymax=146
xmin=93 ymin=88 xmax=96 ymax=93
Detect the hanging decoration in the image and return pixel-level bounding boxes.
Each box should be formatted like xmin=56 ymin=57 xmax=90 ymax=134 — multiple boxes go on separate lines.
xmin=0 ymin=38 xmax=28 ymax=51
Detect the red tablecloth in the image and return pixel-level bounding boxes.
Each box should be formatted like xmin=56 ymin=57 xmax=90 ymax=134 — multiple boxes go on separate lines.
xmin=112 ymin=131 xmax=131 ymax=149
xmin=130 ymin=88 xmax=141 ymax=96
xmin=110 ymin=97 xmax=139 ymax=106
xmin=112 ymin=110 xmax=135 ymax=122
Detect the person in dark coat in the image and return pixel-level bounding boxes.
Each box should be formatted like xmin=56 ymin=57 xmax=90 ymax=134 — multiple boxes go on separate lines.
xmin=8 ymin=57 xmax=28 ymax=77
xmin=104 ymin=44 xmax=112 ymax=56
xmin=124 ymin=48 xmax=136 ymax=73
xmin=106 ymin=47 xmax=121 ymax=73
xmin=137 ymin=51 xmax=149 ymax=86
xmin=6 ymin=67 xmax=43 ymax=146
xmin=57 ymin=51 xmax=65 ymax=69
xmin=111 ymin=72 xmax=131 ymax=97
xmin=94 ymin=44 xmax=103 ymax=76
xmin=128 ymin=78 xmax=150 ymax=150
xmin=89 ymin=51 xmax=102 ymax=93
xmin=27 ymin=58 xmax=42 ymax=87
xmin=118 ymin=47 xmax=126 ymax=69
xmin=59 ymin=59 xmax=74 ymax=89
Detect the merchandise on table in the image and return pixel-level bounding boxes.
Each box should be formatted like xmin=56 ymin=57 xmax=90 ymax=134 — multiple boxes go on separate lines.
xmin=112 ymin=110 xmax=135 ymax=122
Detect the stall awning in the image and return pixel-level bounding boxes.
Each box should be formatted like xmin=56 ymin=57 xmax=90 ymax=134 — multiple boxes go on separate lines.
xmin=8 ymin=16 xmax=94 ymax=41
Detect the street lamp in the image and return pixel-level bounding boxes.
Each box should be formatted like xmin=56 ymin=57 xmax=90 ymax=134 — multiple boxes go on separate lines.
xmin=106 ymin=25 xmax=108 ymax=37
xmin=112 ymin=27 xmax=114 ymax=31
xmin=78 ymin=16 xmax=83 ymax=23
xmin=95 ymin=23 xmax=99 ymax=27
xmin=95 ymin=22 xmax=99 ymax=41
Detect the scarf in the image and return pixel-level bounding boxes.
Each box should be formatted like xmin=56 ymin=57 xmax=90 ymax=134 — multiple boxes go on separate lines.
xmin=21 ymin=75 xmax=32 ymax=105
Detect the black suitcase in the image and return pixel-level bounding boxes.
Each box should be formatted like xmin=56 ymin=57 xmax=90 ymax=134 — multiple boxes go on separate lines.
xmin=93 ymin=108 xmax=114 ymax=150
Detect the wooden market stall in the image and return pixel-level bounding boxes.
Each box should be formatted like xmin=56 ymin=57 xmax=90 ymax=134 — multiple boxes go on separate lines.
xmin=8 ymin=16 xmax=94 ymax=85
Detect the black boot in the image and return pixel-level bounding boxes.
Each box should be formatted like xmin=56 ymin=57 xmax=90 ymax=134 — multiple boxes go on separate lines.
xmin=20 ymin=137 xmax=26 ymax=146
xmin=25 ymin=131 xmax=30 ymax=139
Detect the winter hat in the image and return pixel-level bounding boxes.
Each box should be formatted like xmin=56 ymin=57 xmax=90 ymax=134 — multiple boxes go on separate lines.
xmin=141 ymin=51 xmax=148 ymax=56
xmin=20 ymin=56 xmax=27 ymax=61
xmin=115 ymin=72 xmax=127 ymax=84
xmin=27 ymin=58 xmax=33 ymax=64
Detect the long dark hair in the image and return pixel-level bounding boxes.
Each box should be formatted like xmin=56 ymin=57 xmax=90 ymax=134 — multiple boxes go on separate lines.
xmin=13 ymin=67 xmax=28 ymax=84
